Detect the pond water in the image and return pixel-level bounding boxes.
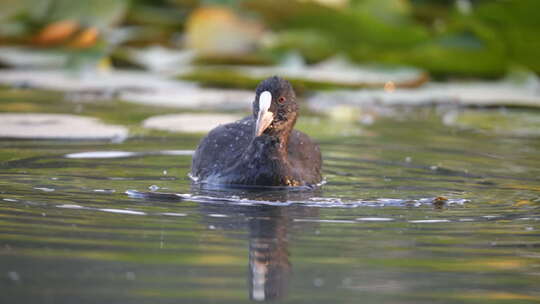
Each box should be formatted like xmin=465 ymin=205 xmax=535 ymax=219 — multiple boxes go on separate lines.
xmin=1 ymin=108 xmax=540 ymax=303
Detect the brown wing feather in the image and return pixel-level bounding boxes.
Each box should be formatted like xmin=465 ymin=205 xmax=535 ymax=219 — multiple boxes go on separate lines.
xmin=288 ymin=130 xmax=322 ymax=184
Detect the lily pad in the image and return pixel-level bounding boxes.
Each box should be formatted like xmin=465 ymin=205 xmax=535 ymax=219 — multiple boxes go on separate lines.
xmin=142 ymin=113 xmax=243 ymax=133
xmin=0 ymin=47 xmax=69 ymax=68
xmin=0 ymin=113 xmax=128 ymax=140
xmin=120 ymin=46 xmax=195 ymax=72
xmin=121 ymin=88 xmax=252 ymax=110
xmin=308 ymin=79 xmax=540 ymax=110
xmin=0 ymin=69 xmax=191 ymax=92
xmin=180 ymin=56 xmax=428 ymax=91
xmin=0 ymin=69 xmax=253 ymax=110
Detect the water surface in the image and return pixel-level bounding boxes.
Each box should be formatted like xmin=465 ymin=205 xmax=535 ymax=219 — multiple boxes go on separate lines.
xmin=1 ymin=110 xmax=540 ymax=303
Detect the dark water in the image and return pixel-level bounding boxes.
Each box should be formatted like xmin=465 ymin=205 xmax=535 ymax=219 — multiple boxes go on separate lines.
xmin=1 ymin=111 xmax=540 ymax=303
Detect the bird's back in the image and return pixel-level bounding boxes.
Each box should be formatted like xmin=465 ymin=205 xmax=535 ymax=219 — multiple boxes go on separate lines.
xmin=191 ymin=117 xmax=254 ymax=180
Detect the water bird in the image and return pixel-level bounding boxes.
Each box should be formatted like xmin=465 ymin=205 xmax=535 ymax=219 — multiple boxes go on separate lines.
xmin=191 ymin=76 xmax=322 ymax=188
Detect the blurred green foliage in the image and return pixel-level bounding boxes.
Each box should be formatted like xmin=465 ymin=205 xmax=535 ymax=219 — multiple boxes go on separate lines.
xmin=246 ymin=0 xmax=539 ymax=78
xmin=0 ymin=0 xmax=539 ymax=78
xmin=0 ymin=0 xmax=128 ymax=37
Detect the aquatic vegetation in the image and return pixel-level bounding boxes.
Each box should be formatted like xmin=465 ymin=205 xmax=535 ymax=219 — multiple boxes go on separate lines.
xmin=1 ymin=0 xmax=539 ymax=76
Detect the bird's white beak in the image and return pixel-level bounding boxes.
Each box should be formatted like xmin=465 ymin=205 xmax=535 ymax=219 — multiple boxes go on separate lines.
xmin=255 ymin=91 xmax=274 ymax=137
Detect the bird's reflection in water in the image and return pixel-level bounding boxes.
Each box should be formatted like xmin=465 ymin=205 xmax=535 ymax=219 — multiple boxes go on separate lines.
xmin=195 ymin=188 xmax=320 ymax=301
xmin=248 ymin=205 xmax=292 ymax=301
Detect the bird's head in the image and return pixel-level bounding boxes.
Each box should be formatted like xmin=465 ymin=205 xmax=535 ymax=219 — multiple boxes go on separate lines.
xmin=252 ymin=76 xmax=298 ymax=137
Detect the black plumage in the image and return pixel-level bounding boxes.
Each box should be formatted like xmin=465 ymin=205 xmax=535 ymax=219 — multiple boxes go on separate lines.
xmin=191 ymin=76 xmax=322 ymax=188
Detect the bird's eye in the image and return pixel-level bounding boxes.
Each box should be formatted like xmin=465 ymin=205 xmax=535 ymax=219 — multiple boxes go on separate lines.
xmin=278 ymin=96 xmax=286 ymax=104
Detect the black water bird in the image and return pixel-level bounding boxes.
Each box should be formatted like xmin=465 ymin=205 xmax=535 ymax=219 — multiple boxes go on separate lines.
xmin=191 ymin=76 xmax=322 ymax=188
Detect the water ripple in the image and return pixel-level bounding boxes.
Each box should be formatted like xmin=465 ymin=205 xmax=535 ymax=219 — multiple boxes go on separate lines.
xmin=64 ymin=150 xmax=194 ymax=159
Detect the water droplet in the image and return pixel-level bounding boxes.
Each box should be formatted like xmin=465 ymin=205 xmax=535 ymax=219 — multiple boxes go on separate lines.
xmin=313 ymin=278 xmax=325 ymax=287
xmin=126 ymin=272 xmax=136 ymax=281
xmin=7 ymin=271 xmax=20 ymax=282
xmin=148 ymin=185 xmax=160 ymax=191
